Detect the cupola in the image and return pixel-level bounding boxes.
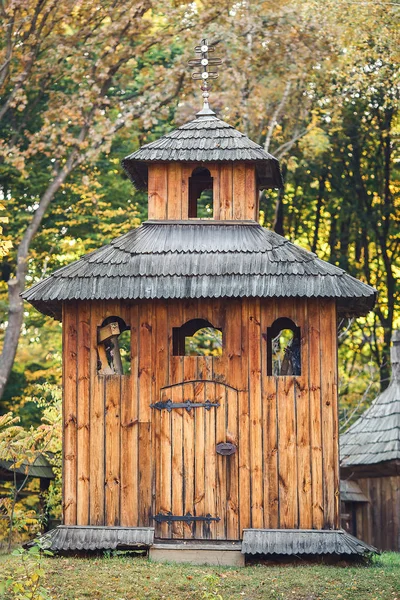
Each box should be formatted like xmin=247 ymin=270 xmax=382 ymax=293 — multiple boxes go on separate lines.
xmin=122 ymin=41 xmax=283 ymax=222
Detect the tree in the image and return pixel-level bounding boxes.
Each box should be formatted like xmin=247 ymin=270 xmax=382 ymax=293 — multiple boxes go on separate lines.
xmin=0 ymin=0 xmax=206 ymax=399
xmin=0 ymin=203 xmax=11 ymax=257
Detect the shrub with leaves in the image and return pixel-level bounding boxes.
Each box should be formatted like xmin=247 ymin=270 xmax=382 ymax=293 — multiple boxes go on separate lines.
xmin=0 ymin=384 xmax=62 ymax=549
xmin=0 ymin=541 xmax=53 ymax=600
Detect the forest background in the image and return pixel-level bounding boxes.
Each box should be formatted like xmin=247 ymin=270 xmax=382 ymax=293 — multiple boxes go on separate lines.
xmin=0 ymin=0 xmax=399 ymax=537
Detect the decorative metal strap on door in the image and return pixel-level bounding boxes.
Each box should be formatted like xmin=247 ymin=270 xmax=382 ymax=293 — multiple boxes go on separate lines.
xmin=152 ymin=512 xmax=220 ymax=525
xmin=150 ymin=399 xmax=220 ymax=412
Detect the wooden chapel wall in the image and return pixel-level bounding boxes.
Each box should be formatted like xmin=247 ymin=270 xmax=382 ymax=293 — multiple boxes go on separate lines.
xmin=147 ymin=162 xmax=258 ymax=221
xmin=348 ymin=475 xmax=400 ymax=551
xmin=62 ymin=297 xmax=340 ymax=534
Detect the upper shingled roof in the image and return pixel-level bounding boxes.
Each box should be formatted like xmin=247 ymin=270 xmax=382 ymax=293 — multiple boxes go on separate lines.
xmin=122 ymin=114 xmax=283 ymax=190
xmin=340 ymin=331 xmax=400 ymax=468
xmin=22 ymin=221 xmax=376 ymax=320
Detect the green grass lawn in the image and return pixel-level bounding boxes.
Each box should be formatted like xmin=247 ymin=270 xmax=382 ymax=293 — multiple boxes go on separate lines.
xmin=0 ymin=551 xmax=399 ymax=600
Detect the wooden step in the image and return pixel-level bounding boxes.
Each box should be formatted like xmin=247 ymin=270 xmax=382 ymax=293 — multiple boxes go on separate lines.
xmin=149 ymin=541 xmax=244 ymax=566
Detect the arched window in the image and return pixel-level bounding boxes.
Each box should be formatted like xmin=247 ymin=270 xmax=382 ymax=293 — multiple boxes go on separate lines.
xmin=173 ymin=318 xmax=222 ymax=356
xmin=266 ymin=318 xmax=301 ymax=376
xmin=188 ymin=167 xmax=213 ymax=218
xmin=97 ymin=316 xmax=131 ymax=375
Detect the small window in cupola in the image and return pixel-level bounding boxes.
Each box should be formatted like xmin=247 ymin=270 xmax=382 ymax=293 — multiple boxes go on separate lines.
xmin=188 ymin=167 xmax=213 ymax=218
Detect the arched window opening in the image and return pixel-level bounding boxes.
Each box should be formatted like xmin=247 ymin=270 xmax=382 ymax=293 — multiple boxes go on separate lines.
xmin=266 ymin=317 xmax=301 ymax=376
xmin=173 ymin=318 xmax=222 ymax=357
xmin=188 ymin=167 xmax=213 ymax=218
xmin=97 ymin=316 xmax=131 ymax=375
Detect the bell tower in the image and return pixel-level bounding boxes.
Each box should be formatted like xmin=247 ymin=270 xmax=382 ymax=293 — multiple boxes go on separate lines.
xmin=23 ymin=37 xmax=377 ymax=561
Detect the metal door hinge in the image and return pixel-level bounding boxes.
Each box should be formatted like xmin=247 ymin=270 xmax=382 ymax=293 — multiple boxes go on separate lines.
xmin=150 ymin=399 xmax=220 ymax=412
xmin=152 ymin=512 xmax=220 ymax=524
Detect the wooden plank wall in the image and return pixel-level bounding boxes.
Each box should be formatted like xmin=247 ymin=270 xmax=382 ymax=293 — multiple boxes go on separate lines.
xmin=62 ymin=297 xmax=339 ymax=534
xmin=147 ymin=163 xmax=258 ymax=221
xmin=352 ymin=475 xmax=400 ymax=551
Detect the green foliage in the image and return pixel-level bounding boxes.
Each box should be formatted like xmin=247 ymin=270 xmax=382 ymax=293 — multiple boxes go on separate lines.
xmin=185 ymin=327 xmax=223 ymax=357
xmin=0 ymin=552 xmax=399 ymax=600
xmin=1 ymin=542 xmax=53 ymax=600
xmin=0 ymin=385 xmax=62 ymax=547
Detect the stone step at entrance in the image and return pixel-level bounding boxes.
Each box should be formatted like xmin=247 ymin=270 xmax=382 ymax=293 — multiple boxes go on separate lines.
xmin=149 ymin=540 xmax=244 ymax=566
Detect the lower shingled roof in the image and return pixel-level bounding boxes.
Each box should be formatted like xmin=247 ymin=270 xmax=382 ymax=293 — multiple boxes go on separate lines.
xmin=38 ymin=526 xmax=154 ymax=551
xmin=241 ymin=529 xmax=377 ymax=555
xmin=22 ymin=221 xmax=376 ymax=320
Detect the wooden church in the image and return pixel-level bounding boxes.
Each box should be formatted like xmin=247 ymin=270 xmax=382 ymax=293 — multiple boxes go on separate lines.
xmin=24 ymin=40 xmax=377 ymax=563
xmin=340 ymin=330 xmax=400 ymax=552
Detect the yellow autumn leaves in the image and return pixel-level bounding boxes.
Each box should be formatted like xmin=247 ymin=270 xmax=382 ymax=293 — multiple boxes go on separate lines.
xmin=0 ymin=203 xmax=12 ymax=258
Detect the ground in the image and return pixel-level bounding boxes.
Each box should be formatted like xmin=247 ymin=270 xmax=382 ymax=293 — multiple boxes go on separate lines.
xmin=0 ymin=551 xmax=399 ymax=600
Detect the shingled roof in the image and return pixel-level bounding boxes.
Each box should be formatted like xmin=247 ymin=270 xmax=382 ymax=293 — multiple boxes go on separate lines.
xmin=22 ymin=221 xmax=376 ymax=320
xmin=0 ymin=454 xmax=54 ymax=480
xmin=122 ymin=113 xmax=283 ymax=190
xmin=340 ymin=331 xmax=400 ymax=468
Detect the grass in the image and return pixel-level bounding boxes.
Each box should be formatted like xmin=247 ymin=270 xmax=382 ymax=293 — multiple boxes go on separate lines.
xmin=0 ymin=551 xmax=399 ymax=600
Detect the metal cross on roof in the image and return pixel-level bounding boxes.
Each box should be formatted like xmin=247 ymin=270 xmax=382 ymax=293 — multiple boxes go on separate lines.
xmin=188 ymin=38 xmax=222 ymax=116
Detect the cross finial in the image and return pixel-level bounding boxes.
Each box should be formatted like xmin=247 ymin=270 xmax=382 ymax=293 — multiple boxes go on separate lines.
xmin=188 ymin=38 xmax=222 ymax=116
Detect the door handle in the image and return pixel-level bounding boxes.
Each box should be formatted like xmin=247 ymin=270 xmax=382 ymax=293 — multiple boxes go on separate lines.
xmin=216 ymin=442 xmax=237 ymax=456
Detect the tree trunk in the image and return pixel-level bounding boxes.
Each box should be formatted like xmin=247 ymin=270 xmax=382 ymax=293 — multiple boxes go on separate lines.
xmin=0 ymin=158 xmax=78 ymax=399
xmin=273 ymin=164 xmax=287 ymax=236
xmin=311 ymin=169 xmax=327 ymax=254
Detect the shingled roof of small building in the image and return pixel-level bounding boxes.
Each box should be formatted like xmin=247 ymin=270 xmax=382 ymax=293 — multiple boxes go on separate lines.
xmin=341 ymin=331 xmax=400 ymax=468
xmin=22 ymin=221 xmax=376 ymax=320
xmin=122 ymin=113 xmax=283 ymax=190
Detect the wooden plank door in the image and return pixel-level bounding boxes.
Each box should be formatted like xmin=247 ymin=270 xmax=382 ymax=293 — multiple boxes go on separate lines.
xmin=152 ymin=380 xmax=239 ymax=540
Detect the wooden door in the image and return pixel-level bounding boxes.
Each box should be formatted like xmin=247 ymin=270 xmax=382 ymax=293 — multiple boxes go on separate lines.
xmin=152 ymin=380 xmax=240 ymax=540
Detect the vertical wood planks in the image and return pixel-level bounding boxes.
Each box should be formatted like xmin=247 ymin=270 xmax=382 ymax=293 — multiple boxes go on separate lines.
xmin=320 ymin=300 xmax=336 ymax=528
xmin=89 ymin=302 xmax=105 ymax=525
xmin=204 ymin=381 xmax=217 ymax=538
xmin=145 ymin=162 xmax=259 ymax=222
xmin=245 ymin=164 xmax=257 ymax=220
xmin=181 ymin=165 xmax=192 ymax=220
xmin=219 ymin=164 xmax=233 ymax=220
xmin=233 ymin=163 xmax=246 ymax=220
xmin=193 ymin=381 xmax=206 ymax=538
xmin=63 ymin=295 xmax=343 ymax=538
xmin=226 ymin=386 xmax=239 ymax=539
xmin=238 ymin=300 xmax=251 ymax=535
xmin=330 ymin=302 xmax=340 ymax=529
xmin=105 ymin=375 xmax=121 ymax=526
xmin=215 ymin=384 xmax=227 ymax=539
xmin=148 ymin=164 xmax=168 ymax=220
xmin=295 ymin=301 xmax=312 ymax=528
xmin=152 ymin=301 xmax=168 ymax=530
xmin=261 ymin=299 xmax=279 ymax=528
xmin=209 ymin=165 xmax=220 ymax=219
xmin=120 ymin=304 xmax=138 ymax=526
xmin=159 ymin=386 xmax=172 ymax=538
xmin=308 ymin=299 xmax=324 ymax=529
xmin=138 ymin=302 xmax=153 ymax=526
xmin=76 ymin=302 xmax=90 ymax=525
xmin=171 ymin=386 xmax=184 ymax=538
xmin=63 ymin=302 xmax=78 ymax=525
xmin=276 ymin=300 xmax=298 ymax=528
xmin=248 ymin=299 xmax=263 ymax=528
xmin=167 ymin=163 xmax=182 ymax=220
xmin=277 ymin=375 xmax=298 ymax=528
xmin=182 ymin=382 xmax=195 ymax=538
